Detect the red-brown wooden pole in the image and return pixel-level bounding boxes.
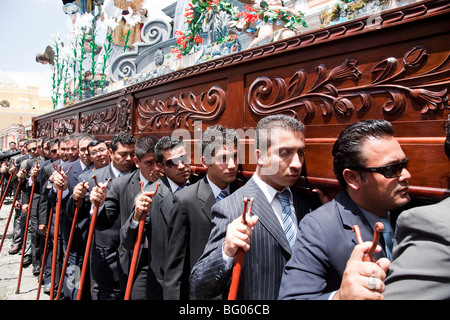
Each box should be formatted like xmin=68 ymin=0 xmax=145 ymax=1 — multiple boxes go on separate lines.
xmin=124 ymin=182 xmax=160 ymax=300
xmin=77 ymin=176 xmax=111 ymax=300
xmin=49 ymin=164 xmax=71 ymax=300
xmin=0 ymin=173 xmax=13 ymax=211
xmin=228 ymin=197 xmax=254 ymax=300
xmin=56 ymin=188 xmax=84 ymax=300
xmin=36 ymin=207 xmax=54 ymax=300
xmin=16 ymin=175 xmax=37 ymax=294
xmin=0 ymin=177 xmax=23 ymax=253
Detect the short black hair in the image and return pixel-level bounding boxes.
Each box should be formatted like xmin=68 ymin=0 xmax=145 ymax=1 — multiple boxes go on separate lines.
xmin=135 ymin=135 xmax=159 ymax=160
xmin=155 ymin=136 xmax=186 ymax=163
xmin=201 ymin=125 xmax=238 ymax=164
xmin=255 ymin=114 xmax=305 ymax=151
xmin=87 ymin=139 xmax=108 ymax=152
xmin=110 ymin=132 xmax=136 ymax=152
xmin=332 ymin=119 xmax=395 ymax=189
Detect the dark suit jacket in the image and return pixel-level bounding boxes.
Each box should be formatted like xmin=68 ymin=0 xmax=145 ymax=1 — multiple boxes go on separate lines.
xmin=278 ymin=191 xmax=389 ymax=300
xmin=189 ymin=175 xmax=313 ymax=300
xmin=53 ymin=159 xmax=93 ymax=248
xmin=384 ymin=197 xmax=450 ymax=300
xmin=163 ymin=176 xmax=237 ymax=300
xmin=75 ymin=164 xmax=125 ymax=288
xmin=120 ymin=175 xmax=174 ymax=299
xmin=38 ymin=159 xmax=62 ymax=226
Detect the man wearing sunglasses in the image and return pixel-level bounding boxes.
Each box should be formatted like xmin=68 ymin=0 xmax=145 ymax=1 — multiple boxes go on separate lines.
xmin=163 ymin=125 xmax=240 ymax=300
xmin=154 ymin=136 xmax=192 ymax=193
xmin=384 ymin=118 xmax=450 ymax=299
xmin=279 ymin=119 xmax=411 ymax=300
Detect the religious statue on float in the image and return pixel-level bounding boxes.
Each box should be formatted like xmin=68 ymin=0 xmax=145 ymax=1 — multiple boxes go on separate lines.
xmin=234 ymin=0 xmax=307 ymax=48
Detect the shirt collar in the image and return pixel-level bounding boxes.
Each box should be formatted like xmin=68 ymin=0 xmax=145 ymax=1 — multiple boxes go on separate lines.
xmin=358 ymin=205 xmax=391 ymax=229
xmin=110 ymin=163 xmax=129 ymax=178
xmin=166 ymin=176 xmax=182 ymax=193
xmin=206 ymin=174 xmax=230 ymax=199
xmin=253 ymin=173 xmax=293 ymax=204
xmin=139 ymin=171 xmax=152 ymax=191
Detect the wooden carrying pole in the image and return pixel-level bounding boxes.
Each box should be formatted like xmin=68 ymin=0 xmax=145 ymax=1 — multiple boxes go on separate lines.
xmin=0 ymin=173 xmax=14 ymax=211
xmin=124 ymin=182 xmax=160 ymax=300
xmin=352 ymin=222 xmax=384 ymax=262
xmin=16 ymin=168 xmax=38 ymax=294
xmin=55 ymin=183 xmax=85 ymax=300
xmin=49 ymin=164 xmax=71 ymax=300
xmin=0 ymin=177 xmax=23 ymax=253
xmin=36 ymin=207 xmax=53 ymax=300
xmin=77 ymin=176 xmax=111 ymax=300
xmin=227 ymin=197 xmax=254 ymax=300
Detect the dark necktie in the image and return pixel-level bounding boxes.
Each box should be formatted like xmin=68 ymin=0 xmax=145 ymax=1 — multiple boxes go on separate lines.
xmin=380 ymin=216 xmax=393 ymax=260
xmin=276 ymin=190 xmax=296 ymax=250
xmin=216 ymin=189 xmax=228 ymax=202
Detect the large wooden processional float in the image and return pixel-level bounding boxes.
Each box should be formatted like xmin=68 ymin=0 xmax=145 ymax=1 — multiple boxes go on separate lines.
xmin=33 ymin=0 xmax=450 ymax=214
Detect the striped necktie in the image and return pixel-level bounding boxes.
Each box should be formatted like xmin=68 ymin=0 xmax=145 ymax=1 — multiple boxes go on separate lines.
xmin=380 ymin=216 xmax=394 ymax=260
xmin=216 ymin=189 xmax=228 ymax=202
xmin=276 ymin=190 xmax=296 ymax=250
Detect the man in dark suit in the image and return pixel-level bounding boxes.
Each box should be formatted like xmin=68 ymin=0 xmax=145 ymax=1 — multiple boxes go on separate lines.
xmin=190 ymin=115 xmax=314 ymax=300
xmin=89 ymin=135 xmax=161 ymax=299
xmin=163 ymin=125 xmax=240 ymax=300
xmin=51 ymin=133 xmax=94 ymax=299
xmin=117 ymin=136 xmax=191 ymax=299
xmin=153 ymin=136 xmax=192 ymax=193
xmin=16 ymin=139 xmax=42 ymax=272
xmin=77 ymin=132 xmax=137 ymax=300
xmin=384 ymin=118 xmax=450 ymax=300
xmin=63 ymin=138 xmax=112 ymax=299
xmin=38 ymin=135 xmax=74 ymax=294
xmin=278 ymin=119 xmax=410 ymax=300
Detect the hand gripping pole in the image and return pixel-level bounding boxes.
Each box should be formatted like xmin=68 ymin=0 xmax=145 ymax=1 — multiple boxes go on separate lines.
xmin=228 ymin=197 xmax=254 ymax=300
xmin=124 ymin=181 xmax=160 ymax=300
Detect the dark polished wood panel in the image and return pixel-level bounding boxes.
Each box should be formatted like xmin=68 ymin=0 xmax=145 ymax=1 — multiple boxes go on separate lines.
xmin=33 ymin=0 xmax=450 ymax=202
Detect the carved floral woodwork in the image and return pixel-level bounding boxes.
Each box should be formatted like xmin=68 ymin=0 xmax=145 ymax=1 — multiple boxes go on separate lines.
xmin=80 ymin=96 xmax=133 ymax=134
xmin=248 ymin=46 xmax=449 ymax=122
xmin=54 ymin=117 xmax=76 ymax=137
xmin=137 ymin=86 xmax=226 ymax=130
xmin=37 ymin=122 xmax=52 ymax=138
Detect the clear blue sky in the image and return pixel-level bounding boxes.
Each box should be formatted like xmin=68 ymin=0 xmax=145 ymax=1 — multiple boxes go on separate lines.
xmin=0 ymin=0 xmax=71 ymax=74
xmin=0 ymin=0 xmax=173 ymax=96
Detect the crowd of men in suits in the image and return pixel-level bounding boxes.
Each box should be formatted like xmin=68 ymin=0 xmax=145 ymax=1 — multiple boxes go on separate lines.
xmin=1 ymin=114 xmax=449 ymax=300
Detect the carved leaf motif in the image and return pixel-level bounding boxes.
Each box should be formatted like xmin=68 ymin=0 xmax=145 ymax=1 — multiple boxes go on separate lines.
xmin=248 ymin=59 xmax=362 ymax=121
xmin=403 ymin=47 xmax=428 ymax=70
xmin=54 ymin=117 xmax=76 ymax=136
xmin=37 ymin=122 xmax=51 ymax=137
xmin=288 ymin=70 xmax=307 ymax=99
xmin=249 ymin=46 xmax=450 ymax=121
xmin=372 ymin=57 xmax=398 ymax=84
xmin=383 ymin=91 xmax=407 ymax=114
xmin=137 ymin=86 xmax=226 ymax=130
xmin=410 ymin=88 xmax=448 ymax=113
xmin=80 ymin=97 xmax=132 ymax=134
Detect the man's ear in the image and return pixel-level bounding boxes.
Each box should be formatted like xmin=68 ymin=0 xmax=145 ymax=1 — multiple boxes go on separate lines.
xmin=342 ymin=168 xmax=362 ymax=191
xmin=200 ymin=156 xmax=209 ymax=169
xmin=133 ymin=156 xmax=140 ymax=169
xmin=254 ymin=149 xmax=264 ymax=166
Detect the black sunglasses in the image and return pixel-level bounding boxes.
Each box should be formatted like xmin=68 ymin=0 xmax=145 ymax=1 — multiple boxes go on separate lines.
xmin=162 ymin=153 xmax=189 ymax=168
xmin=27 ymin=147 xmax=37 ymax=153
xmin=358 ymin=158 xmax=409 ymax=179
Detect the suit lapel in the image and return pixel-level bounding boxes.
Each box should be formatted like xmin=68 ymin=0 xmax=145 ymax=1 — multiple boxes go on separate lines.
xmin=244 ymin=177 xmax=292 ymax=254
xmin=336 ymin=192 xmax=387 ymax=259
xmin=198 ymin=177 xmax=215 ymax=222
